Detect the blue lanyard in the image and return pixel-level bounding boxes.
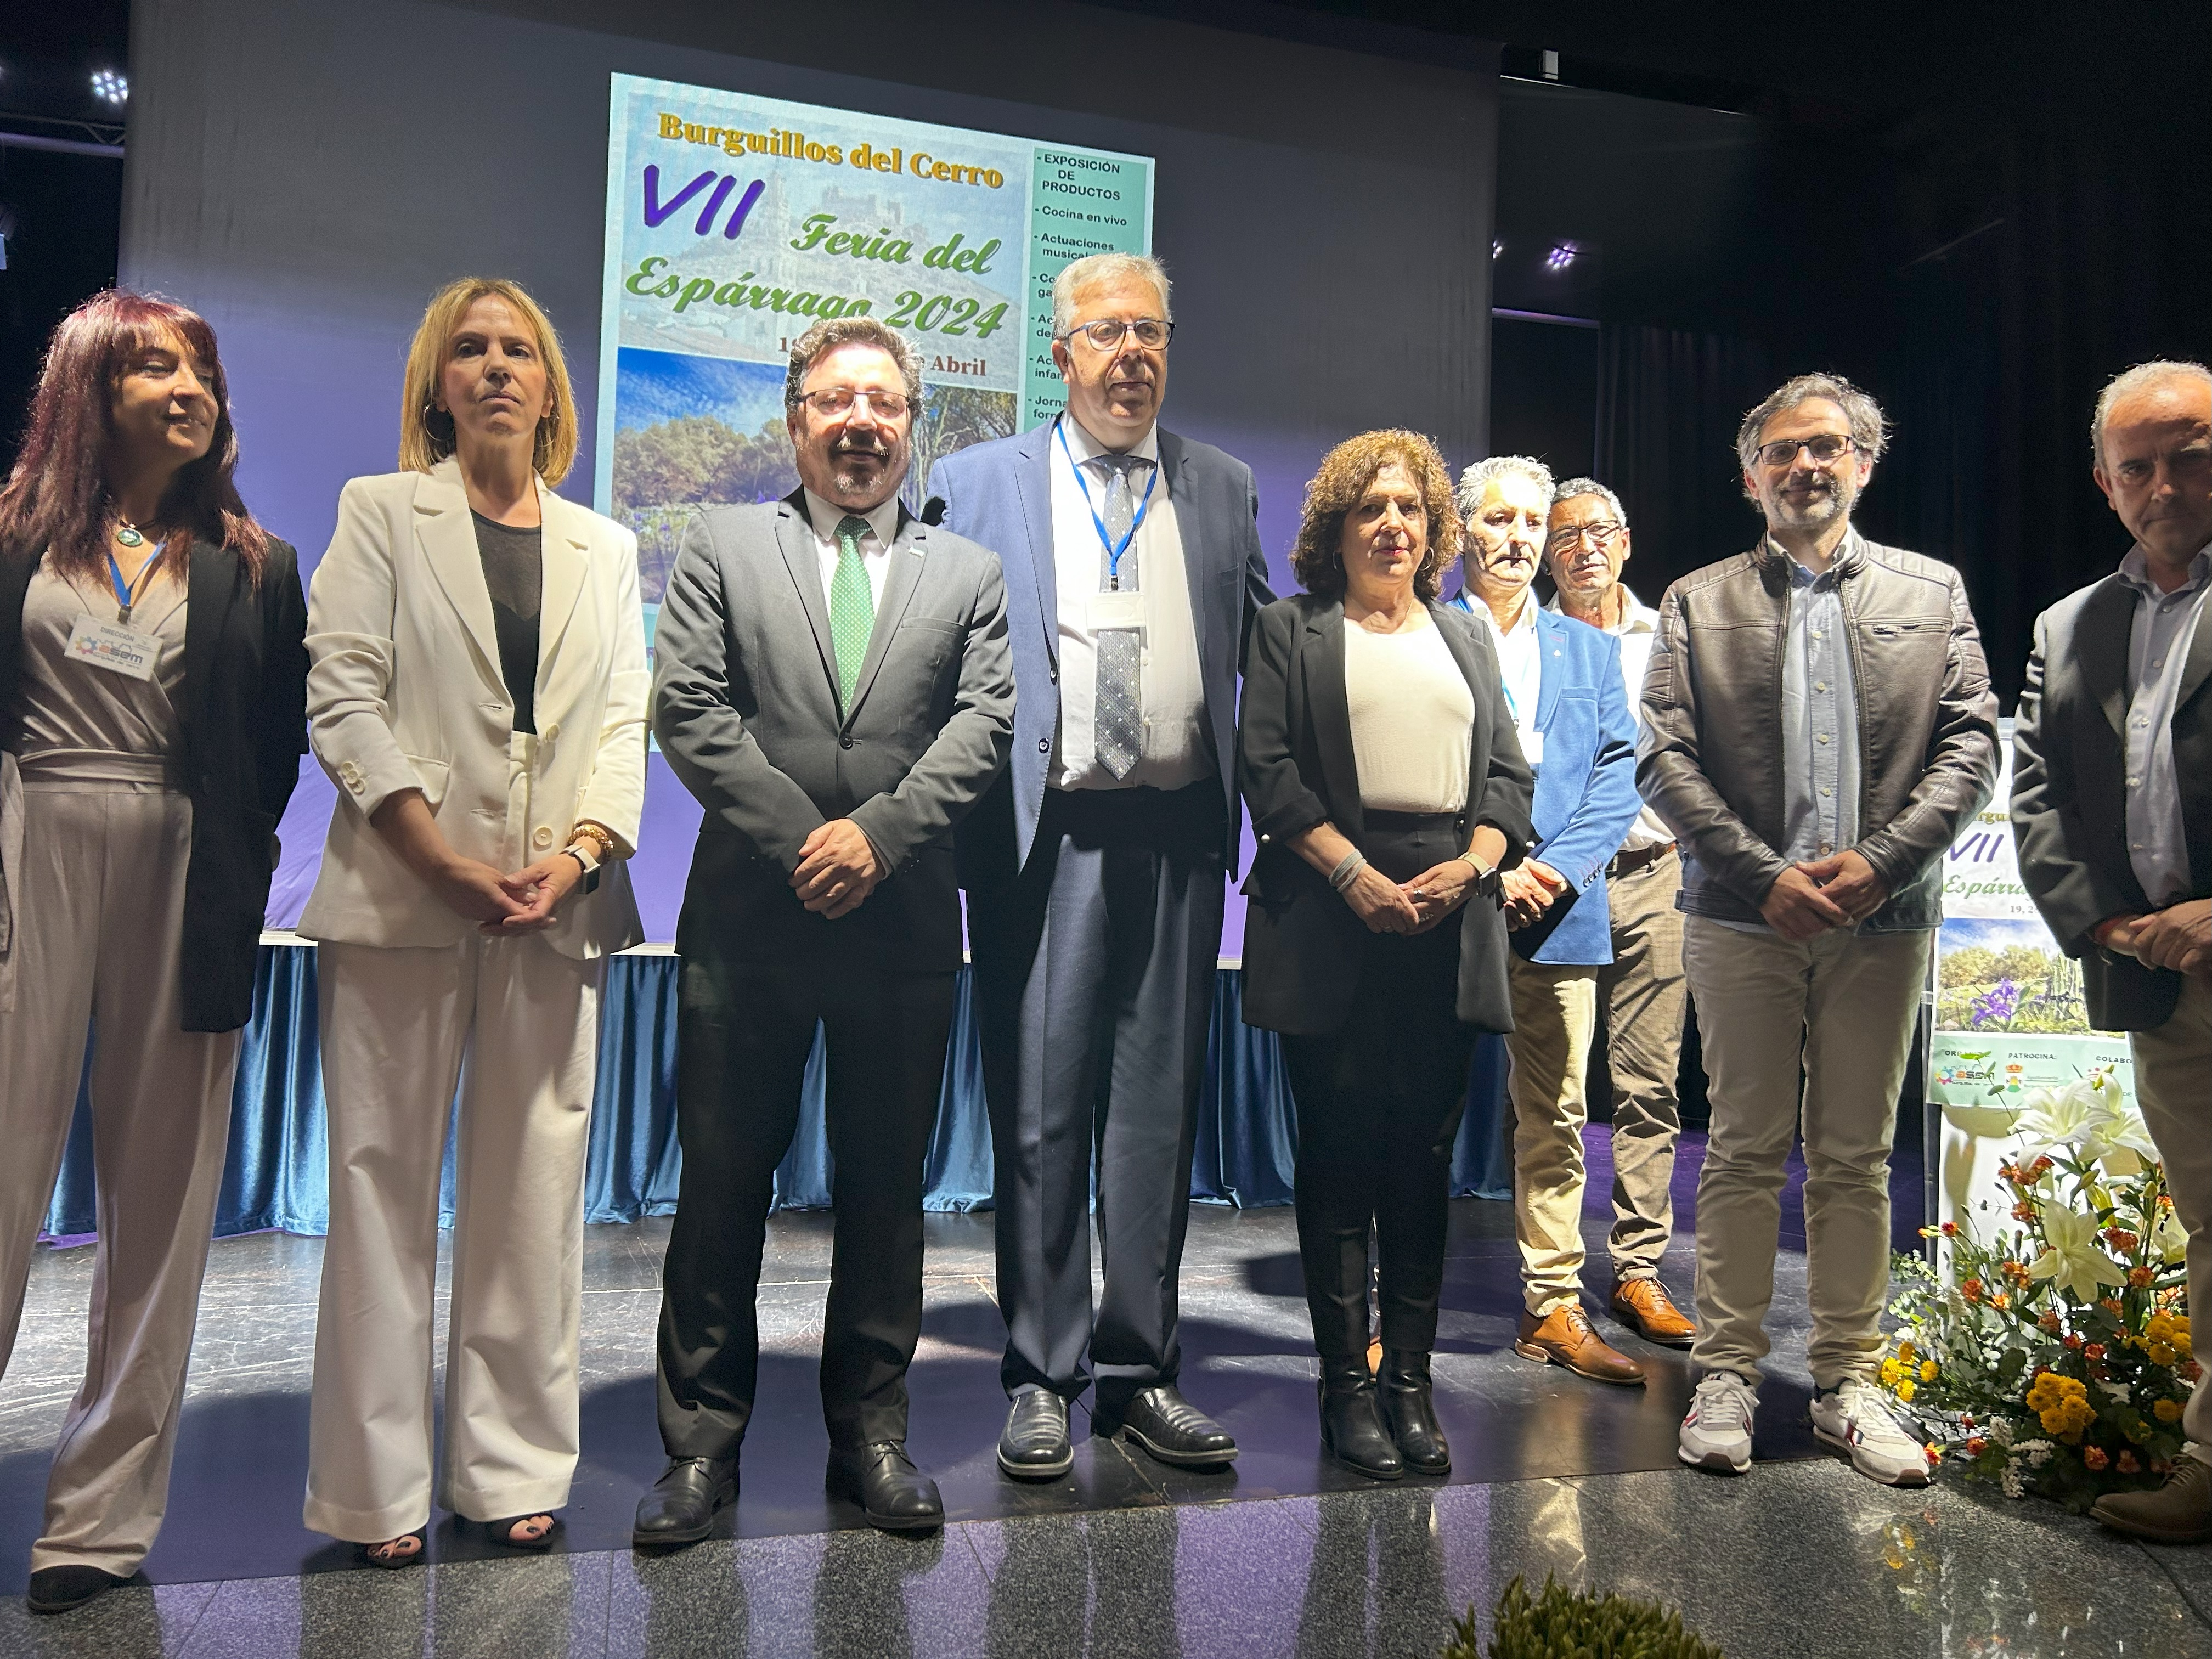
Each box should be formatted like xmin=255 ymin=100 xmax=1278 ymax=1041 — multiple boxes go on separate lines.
xmin=108 ymin=547 xmax=160 ymax=623
xmin=1056 ymin=418 xmax=1157 ymax=590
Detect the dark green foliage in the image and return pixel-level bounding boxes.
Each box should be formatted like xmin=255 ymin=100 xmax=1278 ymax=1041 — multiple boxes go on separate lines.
xmin=1440 ymin=1576 xmax=1725 ymax=1658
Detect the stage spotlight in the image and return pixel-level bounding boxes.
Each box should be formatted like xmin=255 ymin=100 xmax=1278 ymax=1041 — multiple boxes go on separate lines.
xmin=92 ymin=69 xmax=129 ymax=105
xmin=1545 ymin=243 xmax=1577 ymax=270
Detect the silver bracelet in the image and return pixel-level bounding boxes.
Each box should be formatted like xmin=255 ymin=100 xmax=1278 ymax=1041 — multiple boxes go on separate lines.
xmin=1329 ymin=850 xmax=1367 ymax=893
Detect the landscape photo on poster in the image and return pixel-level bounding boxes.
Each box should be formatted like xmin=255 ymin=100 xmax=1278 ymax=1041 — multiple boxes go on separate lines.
xmin=595 ymin=72 xmax=1154 ymax=636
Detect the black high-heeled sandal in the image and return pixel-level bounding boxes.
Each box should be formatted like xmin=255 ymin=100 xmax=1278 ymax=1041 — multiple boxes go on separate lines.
xmin=356 ymin=1529 xmax=427 ymax=1570
xmin=476 ymin=1512 xmax=562 ymax=1551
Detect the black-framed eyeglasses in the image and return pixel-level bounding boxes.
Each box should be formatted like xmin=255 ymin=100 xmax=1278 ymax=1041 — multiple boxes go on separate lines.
xmin=1550 ymin=521 xmax=1623 ymax=550
xmin=1755 ymin=433 xmax=1857 ymax=470
xmin=799 ymin=387 xmax=911 ymax=419
xmin=1059 ymin=317 xmax=1173 ymax=352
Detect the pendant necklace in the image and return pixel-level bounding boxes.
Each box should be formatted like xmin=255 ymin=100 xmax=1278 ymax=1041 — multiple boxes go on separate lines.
xmin=114 ymin=520 xmax=146 ymax=549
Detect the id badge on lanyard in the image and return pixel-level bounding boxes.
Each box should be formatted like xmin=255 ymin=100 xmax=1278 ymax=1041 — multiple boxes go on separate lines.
xmin=66 ymin=548 xmax=166 ymax=681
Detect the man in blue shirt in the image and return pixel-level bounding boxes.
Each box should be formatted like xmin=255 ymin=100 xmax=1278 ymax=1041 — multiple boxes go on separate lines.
xmin=1453 ymin=455 xmax=1645 ymax=1385
xmin=1640 ymin=374 xmax=1997 ymax=1486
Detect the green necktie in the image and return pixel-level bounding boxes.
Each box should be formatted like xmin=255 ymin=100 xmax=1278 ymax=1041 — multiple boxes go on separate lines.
xmin=831 ymin=514 xmax=875 ymax=714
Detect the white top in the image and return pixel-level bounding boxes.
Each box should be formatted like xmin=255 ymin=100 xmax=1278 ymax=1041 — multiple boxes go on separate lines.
xmin=1344 ymin=617 xmax=1473 ymax=814
xmin=10 ymin=560 xmax=188 ymax=775
xmin=1465 ymin=585 xmax=1543 ymax=764
xmin=1550 ymin=583 xmax=1673 ymax=851
xmin=1046 ymin=414 xmax=1207 ymax=791
xmin=802 ymin=488 xmax=899 ymax=612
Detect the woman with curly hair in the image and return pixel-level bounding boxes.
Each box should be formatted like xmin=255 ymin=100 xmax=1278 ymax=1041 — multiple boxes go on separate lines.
xmin=0 ymin=291 xmax=307 ymax=1613
xmin=1237 ymin=429 xmax=1533 ymax=1481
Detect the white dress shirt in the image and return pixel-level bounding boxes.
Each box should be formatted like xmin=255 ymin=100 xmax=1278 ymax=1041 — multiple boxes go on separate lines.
xmin=2117 ymin=541 xmax=2211 ymax=908
xmin=1551 ymin=584 xmax=1673 ymax=852
xmin=1465 ymin=585 xmax=1544 ymax=767
xmin=802 ymin=488 xmax=900 ymax=613
xmin=1046 ymin=414 xmax=1207 ymax=791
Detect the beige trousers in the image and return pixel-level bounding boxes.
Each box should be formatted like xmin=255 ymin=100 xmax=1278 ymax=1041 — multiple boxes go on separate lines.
xmin=304 ymin=933 xmax=600 ymax=1542
xmin=1682 ymin=918 xmax=1929 ymax=1390
xmin=2129 ymin=975 xmax=2212 ymax=1448
xmin=1506 ymin=957 xmax=1599 ymax=1316
xmin=0 ymin=784 xmax=241 ymax=1576
xmin=1595 ymin=851 xmax=1689 ymax=1278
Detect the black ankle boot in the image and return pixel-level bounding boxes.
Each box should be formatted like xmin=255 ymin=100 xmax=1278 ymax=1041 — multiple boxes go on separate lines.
xmin=1378 ymin=1348 xmax=1451 ymax=1475
xmin=1317 ymin=1363 xmax=1403 ymax=1480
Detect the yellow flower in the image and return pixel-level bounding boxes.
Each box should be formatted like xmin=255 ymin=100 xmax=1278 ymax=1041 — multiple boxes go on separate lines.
xmin=2156 ymin=1398 xmax=2186 ymax=1423
xmin=1898 ymin=1340 xmax=1916 ymax=1364
xmin=1896 ymin=1379 xmax=1917 ymax=1403
xmin=2151 ymin=1343 xmax=2180 ymax=1368
xmin=1920 ymin=1361 xmax=1938 ymax=1383
xmin=1881 ymin=1358 xmax=1903 ymax=1386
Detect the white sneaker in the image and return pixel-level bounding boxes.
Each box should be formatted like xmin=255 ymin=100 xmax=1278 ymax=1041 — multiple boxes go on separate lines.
xmin=1810 ymin=1378 xmax=1932 ymax=1487
xmin=1679 ymin=1372 xmax=1757 ymax=1474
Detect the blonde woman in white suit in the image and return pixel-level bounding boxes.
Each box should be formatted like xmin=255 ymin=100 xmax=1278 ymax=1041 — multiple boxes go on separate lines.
xmin=297 ymin=278 xmax=646 ymax=1567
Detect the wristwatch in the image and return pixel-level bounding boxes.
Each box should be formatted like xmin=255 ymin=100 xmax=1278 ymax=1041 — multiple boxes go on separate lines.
xmin=563 ymin=840 xmax=603 ymax=896
xmin=1458 ymin=853 xmax=1503 ymax=902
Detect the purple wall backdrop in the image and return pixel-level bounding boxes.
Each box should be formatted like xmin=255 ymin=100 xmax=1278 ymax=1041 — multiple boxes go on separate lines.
xmin=125 ymin=0 xmax=1497 ymax=941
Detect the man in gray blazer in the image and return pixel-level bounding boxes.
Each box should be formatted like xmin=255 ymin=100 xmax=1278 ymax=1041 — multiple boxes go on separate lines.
xmin=2014 ymin=358 xmax=2211 ymax=1543
xmin=637 ymin=318 xmax=1013 ymax=1542
xmin=929 ymin=253 xmax=1273 ymax=1480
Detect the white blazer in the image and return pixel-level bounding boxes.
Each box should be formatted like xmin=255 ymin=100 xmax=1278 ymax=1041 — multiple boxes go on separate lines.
xmin=298 ymin=459 xmax=647 ymax=957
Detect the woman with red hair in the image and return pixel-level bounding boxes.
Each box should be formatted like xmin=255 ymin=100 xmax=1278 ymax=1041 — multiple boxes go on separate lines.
xmin=0 ymin=291 xmax=307 ymax=1614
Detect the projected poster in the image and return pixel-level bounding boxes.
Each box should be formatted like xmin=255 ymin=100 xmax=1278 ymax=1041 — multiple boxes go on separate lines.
xmin=595 ymin=73 xmax=1154 ymax=635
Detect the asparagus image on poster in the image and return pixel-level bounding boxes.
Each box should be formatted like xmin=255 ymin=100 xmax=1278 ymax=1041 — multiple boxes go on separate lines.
xmin=595 ymin=72 xmax=1154 ymax=634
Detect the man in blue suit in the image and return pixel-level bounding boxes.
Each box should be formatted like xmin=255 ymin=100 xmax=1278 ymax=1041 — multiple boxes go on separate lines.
xmin=928 ymin=253 xmax=1274 ymax=1479
xmin=1453 ymin=455 xmax=1646 ymax=1386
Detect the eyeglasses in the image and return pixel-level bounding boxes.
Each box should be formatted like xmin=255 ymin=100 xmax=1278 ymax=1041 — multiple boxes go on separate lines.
xmin=800 ymin=387 xmax=911 ymax=419
xmin=1549 ymin=521 xmax=1623 ymax=551
xmin=1754 ymin=433 xmax=1857 ymax=470
xmin=1059 ymin=318 xmax=1173 ymax=352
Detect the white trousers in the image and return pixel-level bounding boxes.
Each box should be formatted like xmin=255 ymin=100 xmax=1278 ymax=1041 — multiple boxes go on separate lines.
xmin=1683 ymin=918 xmax=1929 ymax=1390
xmin=0 ymin=785 xmax=241 ymax=1575
xmin=303 ymin=933 xmax=601 ymax=1541
xmin=2130 ymin=976 xmax=2212 ymax=1448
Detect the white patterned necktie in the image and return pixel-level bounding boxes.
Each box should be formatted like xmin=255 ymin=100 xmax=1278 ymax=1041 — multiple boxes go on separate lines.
xmin=1092 ymin=453 xmax=1149 ymax=778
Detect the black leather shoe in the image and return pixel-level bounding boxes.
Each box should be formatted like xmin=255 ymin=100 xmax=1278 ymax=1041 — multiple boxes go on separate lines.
xmin=827 ymin=1442 xmax=944 ymax=1532
xmin=1318 ymin=1364 xmax=1403 ymax=1480
xmin=26 ymin=1565 xmax=128 ymax=1615
xmin=1378 ymin=1349 xmax=1451 ymax=1476
xmin=632 ymin=1455 xmax=737 ymax=1549
xmin=998 ymin=1390 xmax=1074 ymax=1480
xmin=1116 ymin=1384 xmax=1238 ymax=1468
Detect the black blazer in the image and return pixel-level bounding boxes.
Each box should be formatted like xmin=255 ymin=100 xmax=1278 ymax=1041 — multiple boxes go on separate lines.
xmin=1235 ymin=594 xmax=1536 ymax=1036
xmin=2012 ymin=572 xmax=2211 ymax=1031
xmin=0 ymin=538 xmax=309 ymax=1031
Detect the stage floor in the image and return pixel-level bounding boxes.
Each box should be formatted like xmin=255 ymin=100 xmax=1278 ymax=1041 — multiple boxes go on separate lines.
xmin=5 ymin=1136 xmax=2210 ymax=1656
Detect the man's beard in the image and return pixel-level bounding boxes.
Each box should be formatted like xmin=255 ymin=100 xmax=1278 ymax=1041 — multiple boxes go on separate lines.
xmin=1769 ymin=473 xmax=1855 ymax=529
xmin=826 ymin=438 xmax=904 ymax=501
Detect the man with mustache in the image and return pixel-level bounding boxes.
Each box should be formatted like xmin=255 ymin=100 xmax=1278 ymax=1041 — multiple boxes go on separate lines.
xmin=929 ymin=253 xmax=1273 ymax=1479
xmin=2013 ymin=360 xmax=2212 ymax=1542
xmin=1543 ymin=478 xmax=1699 ymax=1351
xmin=1450 ymin=456 xmax=1646 ymax=1385
xmin=1644 ymin=373 xmax=1997 ymax=1485
xmin=639 ymin=318 xmax=1013 ymax=1541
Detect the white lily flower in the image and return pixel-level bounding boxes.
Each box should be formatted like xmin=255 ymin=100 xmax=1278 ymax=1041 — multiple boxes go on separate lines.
xmin=2013 ymin=1081 xmax=2107 ymax=1164
xmin=2153 ymin=1202 xmax=2191 ymax=1265
xmin=2097 ymin=1105 xmax=2163 ymax=1178
xmin=2027 ymin=1206 xmax=2127 ymax=1302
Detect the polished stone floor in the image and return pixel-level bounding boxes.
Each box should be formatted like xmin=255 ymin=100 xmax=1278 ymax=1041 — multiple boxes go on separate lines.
xmin=4 ymin=1135 xmax=2208 ymax=1655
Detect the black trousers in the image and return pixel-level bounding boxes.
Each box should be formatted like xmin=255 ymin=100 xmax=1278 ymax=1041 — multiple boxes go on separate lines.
xmin=654 ymin=926 xmax=956 ymax=1455
xmin=966 ymin=782 xmax=1226 ymax=1412
xmin=1277 ymin=812 xmax=1478 ymax=1364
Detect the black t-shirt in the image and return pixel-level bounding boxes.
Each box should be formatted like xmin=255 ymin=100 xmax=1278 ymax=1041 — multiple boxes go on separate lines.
xmin=471 ymin=511 xmax=543 ymax=734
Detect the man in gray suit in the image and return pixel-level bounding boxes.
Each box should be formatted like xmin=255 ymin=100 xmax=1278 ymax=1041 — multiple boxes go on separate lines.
xmin=929 ymin=253 xmax=1273 ymax=1479
xmin=2015 ymin=358 xmax=2211 ymax=1543
xmin=636 ymin=318 xmax=1013 ymax=1542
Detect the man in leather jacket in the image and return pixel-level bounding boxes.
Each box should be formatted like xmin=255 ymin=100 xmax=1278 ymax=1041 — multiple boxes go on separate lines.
xmin=1638 ymin=372 xmax=1998 ymax=1486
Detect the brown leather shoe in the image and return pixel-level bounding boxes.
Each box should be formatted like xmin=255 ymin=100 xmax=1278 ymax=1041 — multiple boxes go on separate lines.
xmin=2091 ymin=1455 xmax=2212 ymax=1543
xmin=1611 ymin=1278 xmax=1698 ymax=1346
xmin=1515 ymin=1303 xmax=1646 ymax=1385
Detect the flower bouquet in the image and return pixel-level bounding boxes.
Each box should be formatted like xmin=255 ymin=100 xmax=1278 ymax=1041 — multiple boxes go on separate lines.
xmin=1880 ymin=1070 xmax=2196 ymax=1510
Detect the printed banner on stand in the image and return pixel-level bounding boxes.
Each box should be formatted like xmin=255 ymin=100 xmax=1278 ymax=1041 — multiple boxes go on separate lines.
xmin=594 ymin=72 xmax=1153 ymax=644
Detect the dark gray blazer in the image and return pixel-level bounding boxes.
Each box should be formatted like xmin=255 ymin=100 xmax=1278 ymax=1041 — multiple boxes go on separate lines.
xmin=651 ymin=490 xmax=1014 ymax=970
xmin=1235 ymin=594 xmax=1536 ymax=1037
xmin=2012 ymin=572 xmax=2212 ymax=1030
